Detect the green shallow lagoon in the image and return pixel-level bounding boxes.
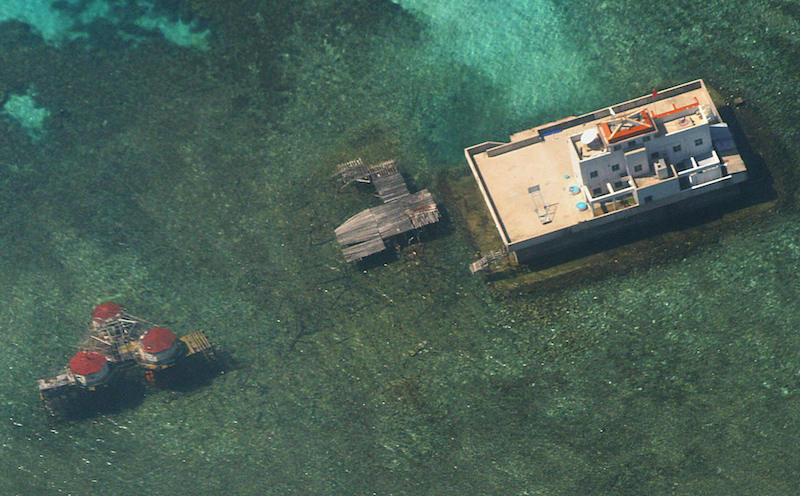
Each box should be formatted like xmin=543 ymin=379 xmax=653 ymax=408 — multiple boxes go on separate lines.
xmin=1 ymin=1 xmax=799 ymax=494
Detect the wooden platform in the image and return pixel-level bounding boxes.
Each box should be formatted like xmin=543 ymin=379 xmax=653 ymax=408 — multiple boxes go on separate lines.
xmin=373 ymin=173 xmax=410 ymax=202
xmin=334 ymin=159 xmax=440 ymax=262
xmin=341 ymin=236 xmax=387 ymax=263
xmin=336 ymin=190 xmax=439 ymax=262
xmin=181 ymin=331 xmax=215 ymax=359
xmin=336 ymin=158 xmax=370 ymax=184
xmin=38 ymin=372 xmax=79 ymax=399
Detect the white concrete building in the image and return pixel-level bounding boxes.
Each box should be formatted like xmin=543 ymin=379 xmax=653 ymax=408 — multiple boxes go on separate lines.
xmin=464 ymin=80 xmax=748 ymax=263
xmin=569 ymin=95 xmax=727 ymax=211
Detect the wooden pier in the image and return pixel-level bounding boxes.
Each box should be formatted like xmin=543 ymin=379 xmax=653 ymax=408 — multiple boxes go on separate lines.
xmin=334 ymin=159 xmax=440 ymax=262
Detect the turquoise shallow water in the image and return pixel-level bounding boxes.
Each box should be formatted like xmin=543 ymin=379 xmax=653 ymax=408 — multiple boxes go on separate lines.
xmin=0 ymin=1 xmax=799 ymax=494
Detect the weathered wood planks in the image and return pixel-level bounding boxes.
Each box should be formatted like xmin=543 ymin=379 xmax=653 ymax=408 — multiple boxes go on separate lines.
xmin=334 ymin=159 xmax=440 ymax=263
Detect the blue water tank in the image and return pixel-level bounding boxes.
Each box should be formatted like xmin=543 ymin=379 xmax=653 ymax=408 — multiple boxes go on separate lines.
xmin=568 ymin=185 xmax=580 ymax=195
xmin=576 ymin=201 xmax=588 ymax=211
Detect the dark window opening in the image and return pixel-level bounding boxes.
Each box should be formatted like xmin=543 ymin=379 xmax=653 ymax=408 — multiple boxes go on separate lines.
xmin=673 ymin=144 xmax=682 ymax=152
xmin=611 ymin=163 xmax=620 ymax=171
xmin=695 ymin=138 xmax=703 ymax=146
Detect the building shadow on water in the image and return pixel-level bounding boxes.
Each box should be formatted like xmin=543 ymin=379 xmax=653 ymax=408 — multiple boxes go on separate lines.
xmin=153 ymin=350 xmax=230 ymax=393
xmin=48 ymin=377 xmax=147 ymax=421
xmin=717 ymin=103 xmax=776 ymax=202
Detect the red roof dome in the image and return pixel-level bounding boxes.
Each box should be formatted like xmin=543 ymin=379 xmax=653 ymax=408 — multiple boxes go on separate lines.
xmin=69 ymin=351 xmax=108 ymax=376
xmin=92 ymin=302 xmax=122 ymax=321
xmin=142 ymin=327 xmax=176 ymax=353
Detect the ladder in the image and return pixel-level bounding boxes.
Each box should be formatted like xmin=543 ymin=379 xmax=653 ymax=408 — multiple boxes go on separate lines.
xmin=469 ymin=248 xmax=508 ymax=274
xmin=528 ymin=185 xmax=553 ymax=224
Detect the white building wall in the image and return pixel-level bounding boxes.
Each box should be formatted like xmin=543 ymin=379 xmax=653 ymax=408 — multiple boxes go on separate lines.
xmin=690 ymin=166 xmax=723 ymax=186
xmin=643 ymin=123 xmax=712 ymax=166
xmin=578 ymin=149 xmax=626 ymax=196
xmin=636 ymin=177 xmax=680 ymax=204
xmin=139 ymin=343 xmax=180 ymax=364
xmin=568 ymin=137 xmax=583 ymax=181
xmin=576 ymin=118 xmax=714 ymax=199
xmin=624 ymin=147 xmax=649 ymax=178
xmin=75 ymin=364 xmax=111 ymax=387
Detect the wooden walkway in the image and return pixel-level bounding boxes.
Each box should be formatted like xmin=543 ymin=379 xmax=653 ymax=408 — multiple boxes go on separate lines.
xmin=335 ymin=159 xmax=440 ymax=262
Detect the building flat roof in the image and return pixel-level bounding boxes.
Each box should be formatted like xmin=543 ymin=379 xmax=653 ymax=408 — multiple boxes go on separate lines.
xmin=465 ymin=80 xmax=720 ymax=247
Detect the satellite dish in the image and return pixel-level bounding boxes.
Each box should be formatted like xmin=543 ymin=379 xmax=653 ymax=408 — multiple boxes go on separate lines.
xmin=580 ymin=128 xmax=600 ymax=146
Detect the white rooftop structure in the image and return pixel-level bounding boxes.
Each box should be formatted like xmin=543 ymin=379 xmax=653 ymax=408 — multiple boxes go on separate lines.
xmin=464 ymin=80 xmax=748 ymax=263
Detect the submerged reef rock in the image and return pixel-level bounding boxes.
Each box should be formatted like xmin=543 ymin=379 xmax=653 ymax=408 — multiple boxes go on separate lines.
xmin=2 ymin=88 xmax=50 ymax=140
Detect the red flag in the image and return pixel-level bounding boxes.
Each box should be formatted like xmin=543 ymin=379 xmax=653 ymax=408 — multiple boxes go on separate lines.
xmin=652 ymin=89 xmax=659 ymax=99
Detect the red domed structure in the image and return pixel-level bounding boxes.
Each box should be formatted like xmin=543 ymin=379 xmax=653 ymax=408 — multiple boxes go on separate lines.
xmin=38 ymin=304 xmax=218 ymax=407
xmin=142 ymin=327 xmax=175 ymax=353
xmin=91 ymin=302 xmax=123 ymax=322
xmin=138 ymin=327 xmax=181 ymax=367
xmin=68 ymin=351 xmax=111 ymax=387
